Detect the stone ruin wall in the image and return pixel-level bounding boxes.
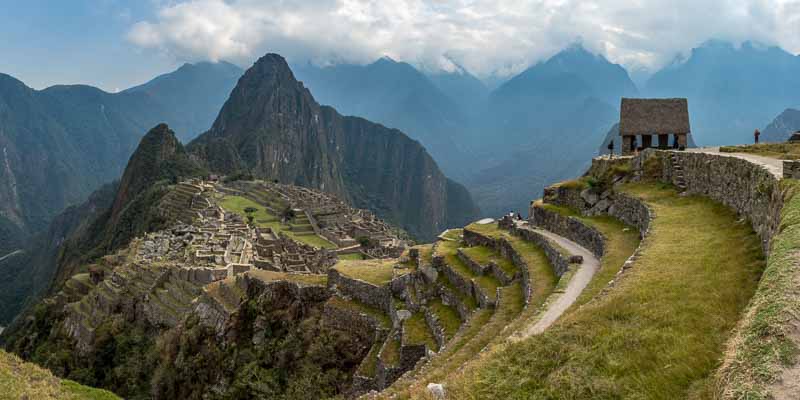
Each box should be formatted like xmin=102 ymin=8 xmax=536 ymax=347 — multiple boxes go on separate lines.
xmin=636 ymin=149 xmax=783 ymax=253
xmin=328 ymin=269 xmax=393 ymax=314
xmin=530 ymin=206 xmax=605 ymax=258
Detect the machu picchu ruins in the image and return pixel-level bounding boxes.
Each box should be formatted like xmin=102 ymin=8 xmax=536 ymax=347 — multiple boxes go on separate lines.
xmin=8 ymin=15 xmax=800 ymax=399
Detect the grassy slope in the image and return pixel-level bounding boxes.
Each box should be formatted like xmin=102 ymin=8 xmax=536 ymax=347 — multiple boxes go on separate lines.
xmin=720 ymin=143 xmax=800 ymax=160
xmin=382 ymin=224 xmax=561 ymax=399
xmin=0 ymin=350 xmax=119 ymax=400
xmin=446 ymin=183 xmax=765 ymax=400
xmin=536 ymin=202 xmax=641 ymax=307
xmin=219 ymin=195 xmax=337 ymax=249
xmin=333 ymin=259 xmax=398 ymax=286
xmin=715 ymin=179 xmax=800 ymax=399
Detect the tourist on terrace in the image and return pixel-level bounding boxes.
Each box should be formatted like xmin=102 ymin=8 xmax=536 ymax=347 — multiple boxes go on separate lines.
xmin=607 ymin=140 xmax=614 ymax=158
xmin=754 ymin=129 xmax=761 ymax=144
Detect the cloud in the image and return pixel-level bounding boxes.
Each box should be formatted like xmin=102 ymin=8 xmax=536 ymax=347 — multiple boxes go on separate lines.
xmin=127 ymin=0 xmax=800 ymax=77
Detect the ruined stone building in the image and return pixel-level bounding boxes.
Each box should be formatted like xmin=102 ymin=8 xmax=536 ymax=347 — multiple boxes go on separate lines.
xmin=619 ymin=98 xmax=691 ymax=155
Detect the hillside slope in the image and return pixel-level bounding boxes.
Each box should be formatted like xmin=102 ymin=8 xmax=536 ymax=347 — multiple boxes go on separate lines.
xmin=0 ymin=349 xmax=119 ymax=400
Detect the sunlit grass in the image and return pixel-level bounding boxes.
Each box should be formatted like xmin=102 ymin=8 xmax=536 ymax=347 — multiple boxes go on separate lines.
xmin=446 ymin=182 xmax=765 ymax=400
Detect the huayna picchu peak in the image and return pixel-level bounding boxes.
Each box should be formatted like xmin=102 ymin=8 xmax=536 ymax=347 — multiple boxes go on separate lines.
xmin=6 ymin=6 xmax=800 ymax=399
xmin=189 ymin=54 xmax=478 ymax=241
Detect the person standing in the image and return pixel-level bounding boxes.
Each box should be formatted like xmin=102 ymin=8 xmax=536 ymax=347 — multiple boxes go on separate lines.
xmin=754 ymin=129 xmax=761 ymax=144
xmin=607 ymin=140 xmax=614 ymax=159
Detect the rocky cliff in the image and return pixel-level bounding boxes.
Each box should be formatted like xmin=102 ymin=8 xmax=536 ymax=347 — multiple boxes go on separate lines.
xmin=189 ymin=54 xmax=479 ymax=240
xmin=762 ymin=108 xmax=800 ymax=143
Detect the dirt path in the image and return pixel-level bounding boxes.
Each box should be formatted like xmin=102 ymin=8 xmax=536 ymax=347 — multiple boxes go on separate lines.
xmin=515 ymin=226 xmax=600 ymax=339
xmin=687 ymin=146 xmax=783 ymax=178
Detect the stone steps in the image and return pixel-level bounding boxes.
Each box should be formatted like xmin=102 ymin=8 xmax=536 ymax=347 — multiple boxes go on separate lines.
xmin=435 ymin=241 xmax=500 ymax=308
xmin=671 ymin=153 xmax=687 ymax=191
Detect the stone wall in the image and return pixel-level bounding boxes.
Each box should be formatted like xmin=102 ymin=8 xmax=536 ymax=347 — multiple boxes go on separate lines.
xmin=507 ymin=226 xmax=572 ymax=277
xmin=328 ymin=269 xmax=392 ymax=313
xmin=640 ymin=149 xmax=782 ymax=251
xmin=530 ymin=205 xmax=605 ymax=258
xmin=462 ymin=228 xmax=533 ymax=305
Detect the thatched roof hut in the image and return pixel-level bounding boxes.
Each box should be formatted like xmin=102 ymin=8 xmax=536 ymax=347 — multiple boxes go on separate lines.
xmin=619 ymin=98 xmax=690 ymax=136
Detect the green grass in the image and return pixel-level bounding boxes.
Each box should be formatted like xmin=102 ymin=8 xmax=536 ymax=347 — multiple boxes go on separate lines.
xmin=357 ymin=341 xmax=382 ymax=378
xmin=380 ymin=336 xmax=401 ymax=367
xmin=0 ymin=350 xmax=120 ymax=399
xmin=438 ymin=274 xmax=478 ymax=311
xmin=333 ymin=259 xmax=397 ymax=286
xmin=446 ymin=182 xmax=766 ymax=400
xmin=435 ymin=240 xmax=499 ymax=302
xmin=246 ymin=269 xmax=327 ymax=286
xmin=428 ymin=299 xmax=462 ymax=342
xmin=403 ymin=312 xmax=438 ymax=351
xmin=327 ymin=296 xmax=391 ymax=329
xmin=386 ymin=284 xmax=526 ymax=399
xmin=460 ymin=246 xmax=517 ymax=276
xmin=337 ymin=253 xmax=365 ymax=261
xmin=535 ymin=201 xmax=642 ymax=307
xmin=714 ymin=179 xmax=800 ymax=398
xmin=720 ymin=143 xmax=800 ymax=160
xmin=219 ymin=195 xmax=337 ymax=249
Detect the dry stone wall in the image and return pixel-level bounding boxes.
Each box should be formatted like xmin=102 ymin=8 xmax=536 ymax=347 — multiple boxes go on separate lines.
xmin=638 ymin=149 xmax=782 ymax=251
xmin=530 ymin=206 xmax=605 ymax=258
xmin=328 ymin=269 xmax=392 ymax=313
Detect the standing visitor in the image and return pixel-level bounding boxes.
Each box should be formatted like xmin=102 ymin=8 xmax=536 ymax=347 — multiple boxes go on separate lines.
xmin=607 ymin=140 xmax=614 ymax=158
xmin=754 ymin=129 xmax=761 ymax=144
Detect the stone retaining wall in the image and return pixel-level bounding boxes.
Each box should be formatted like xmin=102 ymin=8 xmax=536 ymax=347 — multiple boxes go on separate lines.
xmin=424 ymin=307 xmax=448 ymax=349
xmin=462 ymin=228 xmax=533 ymax=305
xmin=640 ymin=149 xmax=782 ymax=251
xmin=328 ymin=269 xmax=392 ymax=313
xmin=439 ymin=287 xmax=472 ymax=321
xmin=508 ymin=226 xmax=571 ymax=277
xmin=530 ymin=205 xmax=605 ymax=258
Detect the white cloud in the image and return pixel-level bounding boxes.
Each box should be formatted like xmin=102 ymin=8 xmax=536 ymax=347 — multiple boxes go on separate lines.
xmin=127 ymin=0 xmax=800 ymax=77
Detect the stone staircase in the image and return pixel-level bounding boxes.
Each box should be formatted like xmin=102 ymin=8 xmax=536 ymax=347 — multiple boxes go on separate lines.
xmin=670 ymin=152 xmax=687 ymax=192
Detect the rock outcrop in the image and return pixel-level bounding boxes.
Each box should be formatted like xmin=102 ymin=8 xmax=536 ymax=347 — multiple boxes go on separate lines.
xmin=189 ymin=54 xmax=479 ymax=241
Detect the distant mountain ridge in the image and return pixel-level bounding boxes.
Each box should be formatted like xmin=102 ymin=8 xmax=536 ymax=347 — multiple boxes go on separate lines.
xmin=191 ymin=54 xmax=479 ymax=240
xmin=0 ymin=62 xmax=241 ymax=240
xmin=762 ymin=108 xmax=800 ymax=142
xmin=646 ymin=40 xmax=800 ymax=145
xmin=291 ymin=58 xmax=476 ymax=178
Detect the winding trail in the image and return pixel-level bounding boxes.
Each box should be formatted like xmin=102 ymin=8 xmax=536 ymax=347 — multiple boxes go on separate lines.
xmin=686 ymin=147 xmax=783 ymax=178
xmin=515 ymin=224 xmax=600 ymax=339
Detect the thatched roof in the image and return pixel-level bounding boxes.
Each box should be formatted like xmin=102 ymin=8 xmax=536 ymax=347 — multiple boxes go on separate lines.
xmin=619 ymin=98 xmax=690 ymax=136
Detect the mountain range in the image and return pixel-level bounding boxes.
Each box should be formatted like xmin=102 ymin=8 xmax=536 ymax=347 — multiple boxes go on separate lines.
xmin=1 ymin=39 xmax=800 ymax=325
xmin=0 ymin=61 xmax=241 ymax=244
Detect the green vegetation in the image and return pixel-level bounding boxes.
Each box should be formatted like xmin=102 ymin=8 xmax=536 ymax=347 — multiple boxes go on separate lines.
xmin=247 ymin=269 xmax=327 ymax=286
xmin=220 ymin=195 xmax=336 ymax=249
xmin=535 ymin=201 xmax=642 ymax=307
xmin=333 ymin=259 xmax=397 ymax=286
xmin=715 ymin=179 xmax=800 ymax=398
xmin=357 ymin=341 xmax=382 ymax=378
xmin=0 ymin=350 xmax=120 ymax=400
xmin=380 ymin=336 xmax=401 ymax=367
xmin=720 ymin=143 xmax=800 ymax=159
xmin=460 ymin=245 xmax=516 ymax=276
xmin=428 ymin=300 xmax=462 ymax=342
xmin=435 ymin=239 xmax=499 ymax=302
xmin=327 ymin=296 xmax=391 ymax=329
xmin=403 ymin=312 xmax=438 ymax=351
xmin=447 ymin=183 xmax=765 ymax=399
xmin=337 ymin=253 xmax=364 ymax=261
xmin=388 ymin=284 xmax=526 ymax=399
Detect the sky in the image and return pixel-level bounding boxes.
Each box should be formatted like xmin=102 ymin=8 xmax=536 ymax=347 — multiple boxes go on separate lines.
xmin=2 ymin=0 xmax=800 ymax=91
